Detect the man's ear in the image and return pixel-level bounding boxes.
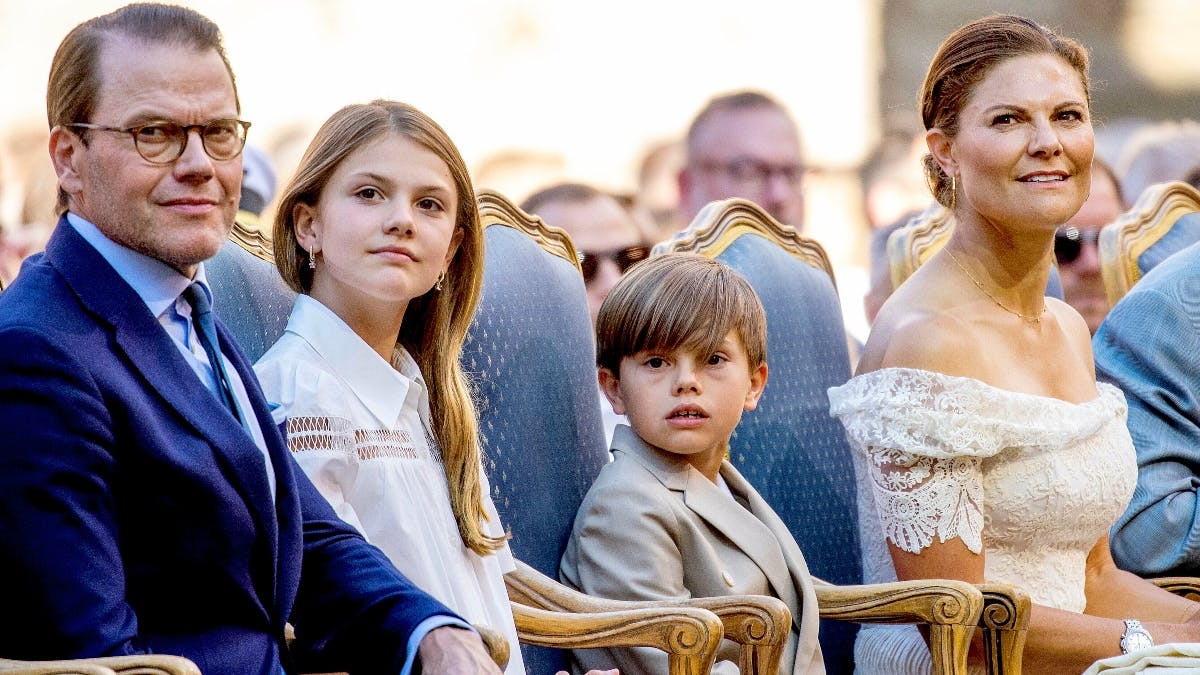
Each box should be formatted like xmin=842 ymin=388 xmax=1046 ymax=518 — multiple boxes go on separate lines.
xmin=743 ymin=363 xmax=768 ymax=411
xmin=49 ymin=126 xmax=83 ymax=199
xmin=598 ymin=366 xmax=625 ymax=415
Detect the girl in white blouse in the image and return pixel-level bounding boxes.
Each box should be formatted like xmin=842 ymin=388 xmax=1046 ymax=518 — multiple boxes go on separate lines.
xmin=253 ymin=100 xmax=521 ymax=674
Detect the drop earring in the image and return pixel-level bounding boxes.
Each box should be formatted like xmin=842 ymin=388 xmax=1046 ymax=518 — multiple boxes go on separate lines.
xmin=308 ymin=242 xmax=317 ymax=270
xmin=949 ymin=174 xmax=957 ymax=212
xmin=435 ymin=271 xmax=445 ymax=292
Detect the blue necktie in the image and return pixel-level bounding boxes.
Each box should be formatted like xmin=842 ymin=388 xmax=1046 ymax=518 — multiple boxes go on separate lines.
xmin=183 ymin=283 xmax=249 ymax=429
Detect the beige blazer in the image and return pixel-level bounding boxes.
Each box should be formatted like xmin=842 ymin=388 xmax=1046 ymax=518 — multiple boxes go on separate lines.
xmin=560 ymin=425 xmax=825 ymax=675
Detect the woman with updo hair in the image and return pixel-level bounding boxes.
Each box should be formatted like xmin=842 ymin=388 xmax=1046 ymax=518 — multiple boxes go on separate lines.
xmin=830 ymin=14 xmax=1200 ymax=674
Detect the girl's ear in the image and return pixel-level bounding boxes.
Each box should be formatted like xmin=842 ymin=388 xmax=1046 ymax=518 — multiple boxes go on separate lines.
xmin=743 ymin=363 xmax=768 ymax=411
xmin=598 ymin=366 xmax=625 ymax=415
xmin=293 ymin=202 xmax=319 ymax=253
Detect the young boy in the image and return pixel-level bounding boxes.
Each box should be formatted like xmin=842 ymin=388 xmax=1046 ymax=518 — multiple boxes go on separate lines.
xmin=560 ymin=254 xmax=826 ymax=675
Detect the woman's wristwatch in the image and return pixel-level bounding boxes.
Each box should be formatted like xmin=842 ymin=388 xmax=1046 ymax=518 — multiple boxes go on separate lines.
xmin=1120 ymin=619 xmax=1154 ymax=654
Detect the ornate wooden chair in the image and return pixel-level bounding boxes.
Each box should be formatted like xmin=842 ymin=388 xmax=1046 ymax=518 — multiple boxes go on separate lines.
xmin=0 ymin=655 xmax=199 ymax=674
xmin=887 ymin=202 xmax=1064 ymax=300
xmin=657 ymin=198 xmax=1028 ymax=675
xmin=466 ymin=190 xmax=811 ymax=675
xmin=1099 ymin=181 xmax=1200 ymax=306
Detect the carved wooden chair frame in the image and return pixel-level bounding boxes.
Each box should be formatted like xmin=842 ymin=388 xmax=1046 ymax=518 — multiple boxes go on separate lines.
xmin=1099 ymin=181 xmax=1200 ymax=305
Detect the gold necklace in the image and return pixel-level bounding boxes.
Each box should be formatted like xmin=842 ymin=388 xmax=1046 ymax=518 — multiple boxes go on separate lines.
xmin=944 ymin=248 xmax=1046 ymax=325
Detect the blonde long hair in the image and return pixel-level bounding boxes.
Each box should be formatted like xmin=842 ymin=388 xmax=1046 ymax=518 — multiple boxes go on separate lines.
xmin=274 ymin=100 xmax=503 ymax=555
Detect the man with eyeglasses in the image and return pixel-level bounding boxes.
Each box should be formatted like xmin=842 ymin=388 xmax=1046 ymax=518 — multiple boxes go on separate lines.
xmin=0 ymin=5 xmax=498 ymax=675
xmin=1055 ymin=159 xmax=1124 ymax=334
xmin=678 ymin=90 xmax=806 ymax=230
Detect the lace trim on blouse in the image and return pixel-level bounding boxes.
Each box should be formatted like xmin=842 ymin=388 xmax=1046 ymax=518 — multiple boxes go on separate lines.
xmin=287 ymin=415 xmax=425 ymax=461
xmin=828 ymin=368 xmax=1127 ymax=555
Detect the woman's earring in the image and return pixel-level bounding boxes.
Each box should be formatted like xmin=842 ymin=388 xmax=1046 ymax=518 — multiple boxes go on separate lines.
xmin=949 ymin=174 xmax=957 ymax=212
xmin=308 ymin=242 xmax=317 ymax=270
xmin=435 ymin=271 xmax=445 ymax=292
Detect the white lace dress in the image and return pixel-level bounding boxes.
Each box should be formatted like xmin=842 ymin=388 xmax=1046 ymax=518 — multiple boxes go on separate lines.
xmin=827 ymin=367 xmax=1137 ymax=674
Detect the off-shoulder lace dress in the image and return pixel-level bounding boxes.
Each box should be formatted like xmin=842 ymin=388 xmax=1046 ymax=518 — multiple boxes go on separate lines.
xmin=828 ymin=367 xmax=1136 ymax=675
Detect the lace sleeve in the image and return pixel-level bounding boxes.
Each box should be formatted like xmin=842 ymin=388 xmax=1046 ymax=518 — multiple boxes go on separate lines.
xmin=864 ymin=446 xmax=985 ymax=555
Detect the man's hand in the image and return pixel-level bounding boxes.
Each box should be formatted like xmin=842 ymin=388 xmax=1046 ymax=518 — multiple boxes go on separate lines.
xmin=417 ymin=626 xmax=502 ymax=675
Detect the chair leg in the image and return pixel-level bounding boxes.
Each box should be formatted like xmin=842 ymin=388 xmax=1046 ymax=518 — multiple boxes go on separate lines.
xmin=928 ymin=623 xmax=973 ymax=675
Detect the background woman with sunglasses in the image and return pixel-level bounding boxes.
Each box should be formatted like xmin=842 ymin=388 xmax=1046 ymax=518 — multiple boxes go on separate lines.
xmin=1055 ymin=156 xmax=1124 ymax=334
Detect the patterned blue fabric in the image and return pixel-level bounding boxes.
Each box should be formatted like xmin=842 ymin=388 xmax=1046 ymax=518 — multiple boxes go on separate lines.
xmin=1137 ymin=212 xmax=1200 ymax=277
xmin=463 ymin=225 xmax=609 ymax=675
xmin=207 ymin=241 xmax=295 ymax=363
xmin=715 ymin=233 xmax=860 ymax=674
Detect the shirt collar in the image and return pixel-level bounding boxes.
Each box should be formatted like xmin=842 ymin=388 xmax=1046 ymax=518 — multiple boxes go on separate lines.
xmin=284 ymin=294 xmax=423 ymax=426
xmin=66 ymin=211 xmax=209 ymax=319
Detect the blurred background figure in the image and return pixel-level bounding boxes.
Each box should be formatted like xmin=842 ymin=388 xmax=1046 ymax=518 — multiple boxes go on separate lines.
xmin=677 ymin=90 xmax=806 ymax=230
xmin=522 ymin=182 xmax=649 ymax=445
xmin=1056 ymin=158 xmax=1125 ymax=334
xmin=522 ymin=183 xmax=649 ymax=326
xmin=862 ymin=218 xmax=908 ymax=326
xmin=1115 ymin=119 xmax=1200 ymax=208
xmin=237 ymin=144 xmax=278 ymax=227
xmin=0 ymin=126 xmax=56 ymax=287
xmin=632 ymin=139 xmax=685 ymax=243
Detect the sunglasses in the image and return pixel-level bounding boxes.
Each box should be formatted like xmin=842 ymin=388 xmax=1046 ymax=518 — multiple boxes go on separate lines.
xmin=1054 ymin=226 xmax=1101 ymax=265
xmin=578 ymin=245 xmax=651 ymax=282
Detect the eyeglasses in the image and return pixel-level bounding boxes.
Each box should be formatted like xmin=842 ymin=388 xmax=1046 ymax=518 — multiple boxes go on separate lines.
xmin=66 ymin=118 xmax=252 ymax=165
xmin=578 ymin=245 xmax=651 ymax=282
xmin=1054 ymin=225 xmax=1101 ymax=264
xmin=694 ymin=157 xmax=805 ymax=189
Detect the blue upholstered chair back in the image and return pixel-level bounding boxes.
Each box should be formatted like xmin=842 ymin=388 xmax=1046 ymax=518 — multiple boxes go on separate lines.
xmin=718 ymin=235 xmax=861 ymax=674
xmin=463 ymin=220 xmax=609 ymax=675
xmin=656 ymin=200 xmax=861 ymax=673
xmin=1100 ymin=181 xmax=1200 ymax=306
xmin=207 ymin=239 xmax=295 ymax=363
xmin=1135 ymin=211 xmax=1200 ymax=274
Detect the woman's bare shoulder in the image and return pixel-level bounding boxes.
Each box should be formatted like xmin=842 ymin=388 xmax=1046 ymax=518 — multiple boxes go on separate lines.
xmin=858 ymin=282 xmax=982 ymax=376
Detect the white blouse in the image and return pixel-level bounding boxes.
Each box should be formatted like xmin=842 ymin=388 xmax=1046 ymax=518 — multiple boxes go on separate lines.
xmin=255 ymin=295 xmax=523 ymax=675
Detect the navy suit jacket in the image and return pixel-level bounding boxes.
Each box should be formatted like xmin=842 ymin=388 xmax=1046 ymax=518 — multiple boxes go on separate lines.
xmin=0 ymin=219 xmax=457 ymax=674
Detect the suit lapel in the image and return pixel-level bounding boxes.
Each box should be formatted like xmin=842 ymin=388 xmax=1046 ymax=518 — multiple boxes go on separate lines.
xmin=47 ymin=222 xmax=281 ymax=612
xmin=613 ymin=427 xmax=801 ymax=624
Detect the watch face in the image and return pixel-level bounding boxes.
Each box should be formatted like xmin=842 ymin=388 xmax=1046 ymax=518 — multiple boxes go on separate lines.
xmin=1123 ymin=630 xmax=1154 ymax=653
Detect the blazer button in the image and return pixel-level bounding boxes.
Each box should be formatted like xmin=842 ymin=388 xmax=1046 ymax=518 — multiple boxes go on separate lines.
xmin=722 ymin=571 xmax=735 ymax=588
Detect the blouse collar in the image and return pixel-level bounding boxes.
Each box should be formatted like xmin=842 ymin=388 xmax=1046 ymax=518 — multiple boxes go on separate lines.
xmin=284 ymin=294 xmax=426 ymax=427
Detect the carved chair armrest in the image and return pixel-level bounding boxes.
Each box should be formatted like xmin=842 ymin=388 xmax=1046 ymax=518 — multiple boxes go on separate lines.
xmin=473 ymin=624 xmax=511 ymax=672
xmin=507 ymin=561 xmax=790 ymax=675
xmin=1152 ymin=576 xmax=1200 ymax=602
xmin=977 ymin=582 xmax=1030 ymax=675
xmin=0 ymin=655 xmax=200 ymax=675
xmin=813 ymin=578 xmax=983 ymax=675
xmin=510 ymin=601 xmax=722 ymax=675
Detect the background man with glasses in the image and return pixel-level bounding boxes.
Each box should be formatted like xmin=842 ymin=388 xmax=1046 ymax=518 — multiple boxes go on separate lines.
xmin=677 ymin=90 xmax=806 ymax=230
xmin=0 ymin=5 xmax=499 ymax=675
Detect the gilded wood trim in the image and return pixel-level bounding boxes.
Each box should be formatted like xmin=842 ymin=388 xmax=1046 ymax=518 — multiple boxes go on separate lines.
xmin=230 ymin=213 xmax=275 ymax=262
xmin=510 ymin=602 xmax=722 ymax=675
xmin=654 ymin=198 xmax=837 ymax=290
xmin=1151 ymin=576 xmax=1200 ymax=603
xmin=978 ymin=582 xmax=1030 ymax=675
xmin=0 ymin=655 xmax=201 ymax=675
xmin=1100 ymin=181 xmax=1200 ymax=305
xmin=887 ymin=202 xmax=955 ymax=290
xmin=476 ymin=189 xmax=582 ymax=273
